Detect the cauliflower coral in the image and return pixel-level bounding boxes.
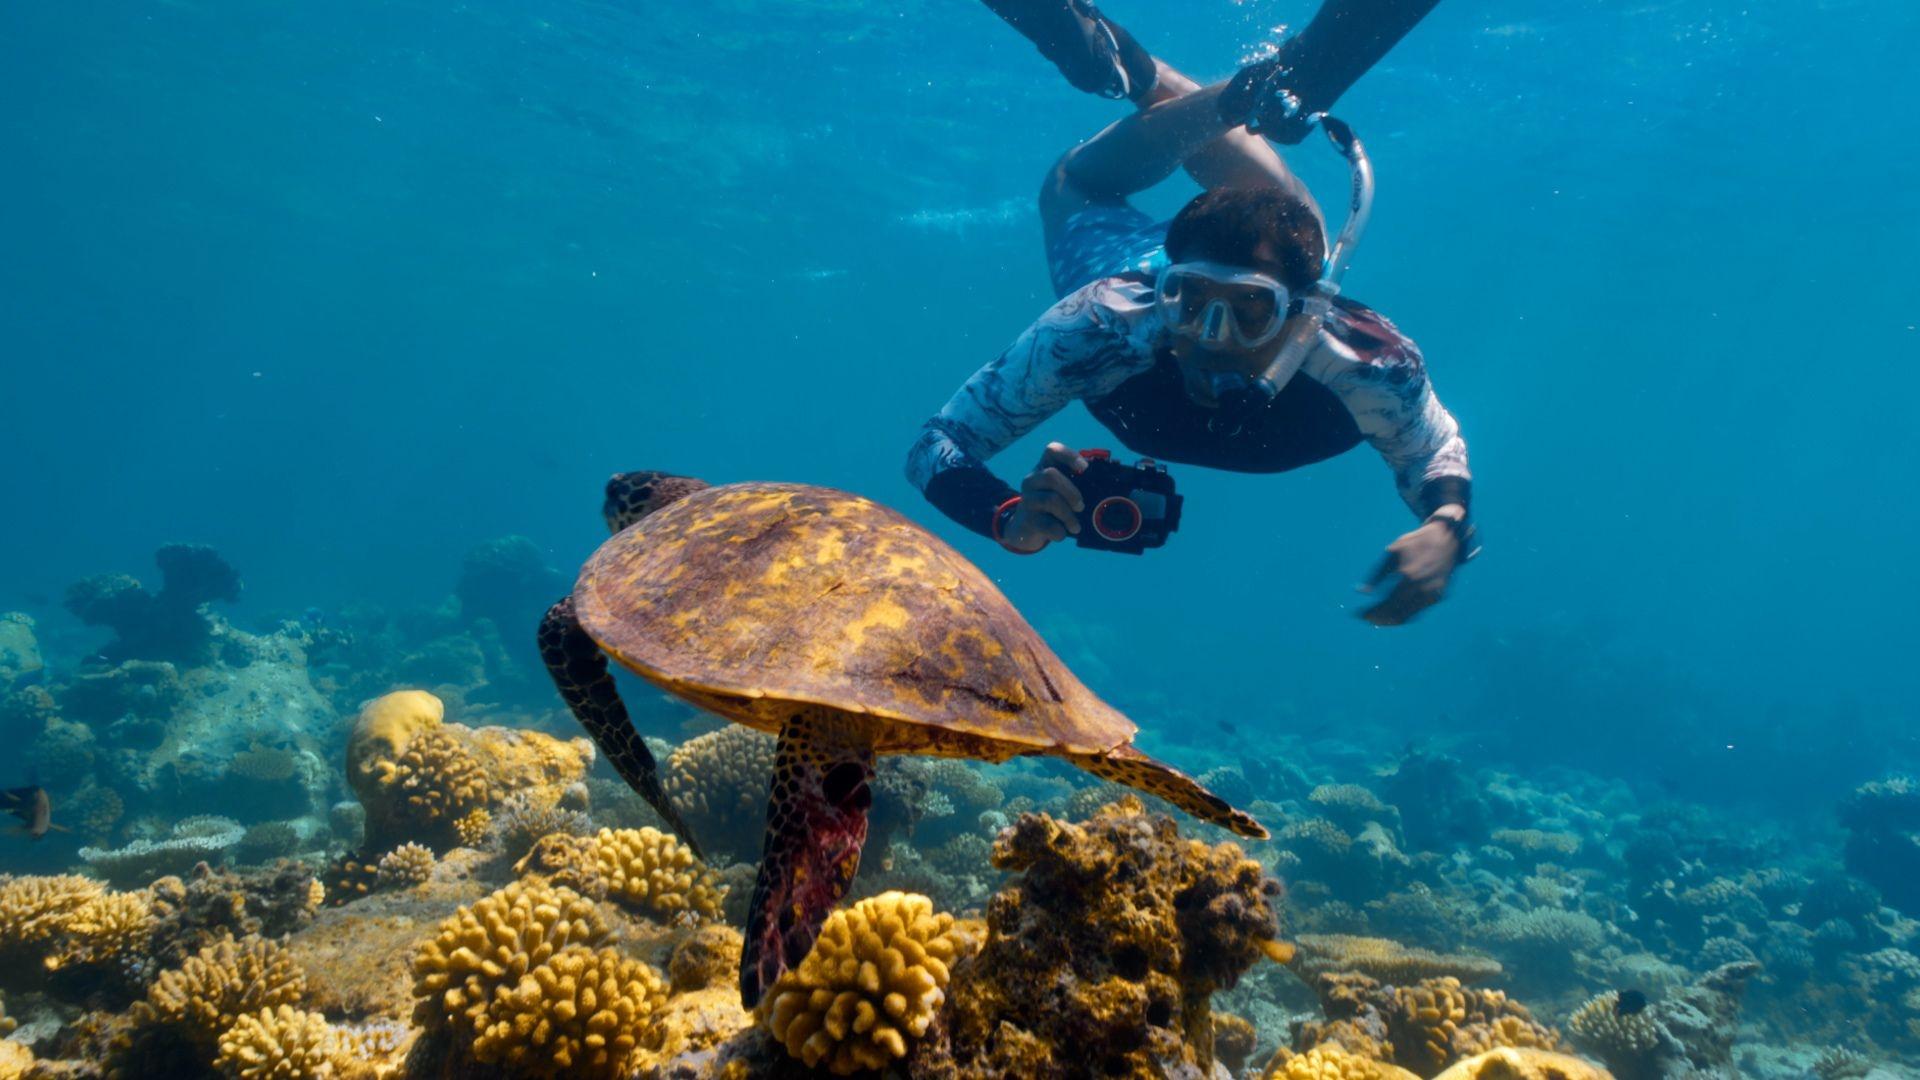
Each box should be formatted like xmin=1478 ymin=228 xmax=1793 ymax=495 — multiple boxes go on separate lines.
xmin=760 ymin=891 xmax=978 ymax=1075
xmin=410 ymin=879 xmax=666 ymax=1078
xmin=518 ymin=827 xmax=725 ymax=922
xmin=214 ymin=1005 xmax=370 ymax=1080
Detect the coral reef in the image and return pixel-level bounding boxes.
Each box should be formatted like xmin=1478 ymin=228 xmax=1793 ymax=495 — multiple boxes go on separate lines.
xmin=1840 ymin=775 xmax=1920 ymax=915
xmin=1292 ymin=972 xmax=1565 ymax=1075
xmin=146 ymin=862 xmax=327 ymax=969
xmin=761 ymin=891 xmax=977 ymax=1074
xmin=917 ymin=797 xmax=1285 ymax=1078
xmin=344 ymin=689 xmax=592 ymax=854
xmin=65 ymin=543 xmax=242 ymax=664
xmin=120 ymin=934 xmax=312 ymax=1074
xmin=516 ymin=826 xmax=725 ymax=923
xmin=1563 ymin=962 xmax=1759 ymax=1080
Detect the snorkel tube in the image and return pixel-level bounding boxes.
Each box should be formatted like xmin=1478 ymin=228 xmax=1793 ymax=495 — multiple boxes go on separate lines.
xmin=1215 ymin=114 xmax=1375 ymax=423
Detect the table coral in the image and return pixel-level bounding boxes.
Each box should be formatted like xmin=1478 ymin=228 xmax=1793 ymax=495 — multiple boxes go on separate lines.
xmin=761 ymin=891 xmax=976 ymax=1075
xmin=517 ymin=827 xmax=725 ymax=923
xmin=79 ymin=815 xmax=247 ymax=888
xmin=917 ymin=796 xmax=1285 ymax=1078
xmin=214 ymin=1005 xmax=372 ymax=1080
xmin=1429 ymin=1047 xmax=1611 ymax=1080
xmin=410 ymin=879 xmax=665 ymax=1078
xmin=1291 ymin=934 xmax=1504 ymax=984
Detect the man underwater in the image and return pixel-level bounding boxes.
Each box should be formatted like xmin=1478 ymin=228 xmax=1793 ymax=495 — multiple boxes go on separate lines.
xmin=907 ymin=0 xmax=1471 ymax=625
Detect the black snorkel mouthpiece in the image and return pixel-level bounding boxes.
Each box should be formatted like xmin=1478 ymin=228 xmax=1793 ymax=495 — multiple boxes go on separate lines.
xmin=1228 ymin=114 xmax=1375 ymax=422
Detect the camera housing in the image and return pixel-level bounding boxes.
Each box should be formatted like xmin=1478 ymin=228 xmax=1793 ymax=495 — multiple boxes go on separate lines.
xmin=1073 ymin=450 xmax=1182 ymax=554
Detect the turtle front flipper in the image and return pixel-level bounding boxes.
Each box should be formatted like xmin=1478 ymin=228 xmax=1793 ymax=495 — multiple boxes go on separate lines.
xmin=538 ymin=597 xmax=705 ymax=859
xmin=739 ymin=708 xmax=875 ymax=1008
xmin=1064 ymin=743 xmax=1269 ymax=839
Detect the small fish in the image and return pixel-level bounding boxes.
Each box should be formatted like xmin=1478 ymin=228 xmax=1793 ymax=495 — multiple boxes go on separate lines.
xmin=1614 ymin=989 xmax=1648 ymax=1016
xmin=1216 ymin=719 xmax=1238 ymax=736
xmin=3 ymin=785 xmax=56 ymax=840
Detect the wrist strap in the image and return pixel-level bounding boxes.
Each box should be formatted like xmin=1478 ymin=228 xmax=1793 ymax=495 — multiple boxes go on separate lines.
xmin=991 ymin=496 xmax=1036 ymax=555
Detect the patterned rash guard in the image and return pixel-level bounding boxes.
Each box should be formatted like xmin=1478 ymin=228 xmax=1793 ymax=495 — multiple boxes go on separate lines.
xmin=905 ymin=274 xmax=1472 ymax=539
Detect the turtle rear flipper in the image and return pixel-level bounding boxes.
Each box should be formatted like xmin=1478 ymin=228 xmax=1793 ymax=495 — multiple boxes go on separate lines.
xmin=1064 ymin=743 xmax=1268 ymax=839
xmin=739 ymin=709 xmax=875 ymax=1008
xmin=538 ymin=597 xmax=705 ymax=858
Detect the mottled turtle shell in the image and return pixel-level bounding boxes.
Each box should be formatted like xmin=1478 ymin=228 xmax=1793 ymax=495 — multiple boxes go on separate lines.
xmin=572 ymin=482 xmax=1136 ymax=757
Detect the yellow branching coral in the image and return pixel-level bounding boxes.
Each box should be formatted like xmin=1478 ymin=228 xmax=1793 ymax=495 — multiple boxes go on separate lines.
xmin=453 ymin=807 xmax=492 ymax=848
xmin=410 ymin=880 xmax=663 ymax=1078
xmin=0 ymin=873 xmax=154 ymax=974
xmin=475 ymin=943 xmax=665 ymax=1078
xmin=386 ymin=728 xmax=490 ymax=826
xmin=761 ymin=891 xmax=977 ymax=1075
xmin=140 ymin=935 xmax=309 ymax=1049
xmin=1292 ymin=934 xmax=1504 ymax=984
xmin=519 ymin=827 xmax=725 ymax=922
xmin=214 ymin=1005 xmax=371 ymax=1080
xmin=1430 ymin=1047 xmax=1612 ymax=1080
xmin=1263 ymin=1045 xmax=1423 ymax=1080
xmin=374 ymin=843 xmax=434 ymax=889
xmin=0 ymin=1038 xmax=30 ymax=1080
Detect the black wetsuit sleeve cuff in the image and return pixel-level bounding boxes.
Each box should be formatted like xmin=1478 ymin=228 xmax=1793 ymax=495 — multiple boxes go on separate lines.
xmin=1418 ymin=477 xmax=1471 ymax=518
xmin=924 ymin=466 xmax=1020 ymax=539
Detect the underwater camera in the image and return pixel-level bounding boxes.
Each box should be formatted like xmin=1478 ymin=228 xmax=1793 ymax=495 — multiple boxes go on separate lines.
xmin=1073 ymin=450 xmax=1182 ymax=554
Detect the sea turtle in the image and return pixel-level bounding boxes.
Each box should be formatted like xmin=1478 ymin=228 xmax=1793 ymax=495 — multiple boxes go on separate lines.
xmin=538 ymin=471 xmax=1266 ymax=1005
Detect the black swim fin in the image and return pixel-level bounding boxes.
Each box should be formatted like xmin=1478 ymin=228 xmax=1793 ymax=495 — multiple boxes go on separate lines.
xmin=1223 ymin=0 xmax=1444 ymax=143
xmin=980 ymin=0 xmax=1157 ymax=102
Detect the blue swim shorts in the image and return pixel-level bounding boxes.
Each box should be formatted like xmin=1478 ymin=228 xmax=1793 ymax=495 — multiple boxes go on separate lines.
xmin=1045 ymin=200 xmax=1171 ymax=299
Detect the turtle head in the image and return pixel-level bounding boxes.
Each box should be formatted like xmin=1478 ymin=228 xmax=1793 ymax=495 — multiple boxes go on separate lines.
xmin=603 ymin=471 xmax=709 ymax=533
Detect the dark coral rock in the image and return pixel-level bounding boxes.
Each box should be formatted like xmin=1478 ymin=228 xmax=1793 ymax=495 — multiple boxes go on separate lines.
xmin=146 ymin=861 xmax=324 ymax=969
xmin=453 ymin=535 xmax=566 ymax=632
xmin=1840 ymin=775 xmax=1920 ymax=916
xmin=63 ymin=544 xmax=242 ymax=664
xmin=1375 ymin=750 xmax=1490 ymax=853
xmin=910 ymin=796 xmax=1282 ymax=1079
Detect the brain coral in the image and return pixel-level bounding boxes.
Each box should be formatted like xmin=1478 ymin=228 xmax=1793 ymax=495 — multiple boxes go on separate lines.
xmin=921 ymin=797 xmax=1285 ymax=1078
xmin=761 ymin=891 xmax=977 ymax=1075
xmin=1429 ymin=1047 xmax=1611 ymax=1080
xmin=214 ymin=1005 xmax=370 ymax=1080
xmin=517 ymin=827 xmax=724 ymax=922
xmin=410 ymin=879 xmax=667 ymax=1078
xmin=1264 ymin=1045 xmax=1423 ymax=1080
xmin=663 ymin=725 xmax=775 ymax=860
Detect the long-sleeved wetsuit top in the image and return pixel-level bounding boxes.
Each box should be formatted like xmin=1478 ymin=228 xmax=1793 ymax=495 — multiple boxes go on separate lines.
xmin=906 ymin=274 xmax=1471 ymax=538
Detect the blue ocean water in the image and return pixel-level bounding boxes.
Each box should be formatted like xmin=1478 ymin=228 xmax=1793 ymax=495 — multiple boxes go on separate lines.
xmin=6 ymin=0 xmax=1913 ymax=807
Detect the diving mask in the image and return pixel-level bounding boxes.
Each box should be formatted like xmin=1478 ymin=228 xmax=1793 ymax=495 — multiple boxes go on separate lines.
xmin=1153 ymin=262 xmax=1293 ymax=349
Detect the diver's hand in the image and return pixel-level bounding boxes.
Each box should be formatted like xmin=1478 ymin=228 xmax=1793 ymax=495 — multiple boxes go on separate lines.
xmin=1002 ymin=442 xmax=1087 ymax=553
xmin=1358 ymin=506 xmax=1465 ymax=625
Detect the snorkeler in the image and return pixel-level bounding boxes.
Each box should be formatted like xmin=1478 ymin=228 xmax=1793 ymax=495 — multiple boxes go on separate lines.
xmin=907 ymin=0 xmax=1470 ymax=626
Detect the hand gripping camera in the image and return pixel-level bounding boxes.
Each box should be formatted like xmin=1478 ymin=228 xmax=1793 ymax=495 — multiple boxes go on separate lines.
xmin=1074 ymin=450 xmax=1182 ymax=554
